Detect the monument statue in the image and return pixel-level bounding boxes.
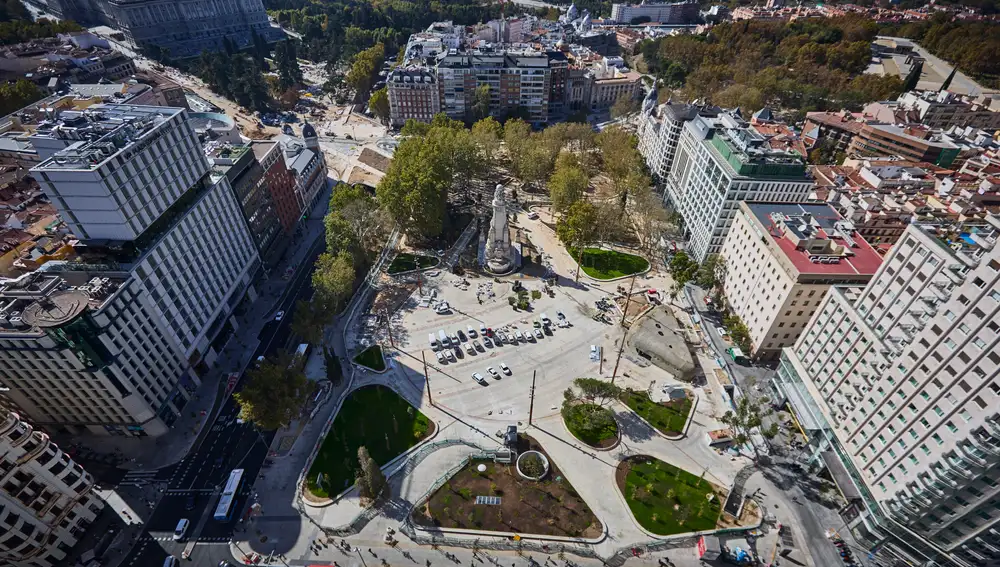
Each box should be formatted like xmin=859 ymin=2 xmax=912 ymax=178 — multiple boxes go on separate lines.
xmin=485 ymin=183 xmax=514 ymax=273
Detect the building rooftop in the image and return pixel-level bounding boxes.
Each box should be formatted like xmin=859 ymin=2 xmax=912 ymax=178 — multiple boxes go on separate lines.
xmin=745 ymin=202 xmax=884 ymax=276
xmin=0 ymin=270 xmax=126 ymax=334
xmin=31 ymin=104 xmax=183 ymax=172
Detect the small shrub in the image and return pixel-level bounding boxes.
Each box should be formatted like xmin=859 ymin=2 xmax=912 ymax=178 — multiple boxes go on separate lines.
xmin=531 ymin=290 xmax=542 ymax=299
xmin=520 ymin=453 xmax=545 ymax=478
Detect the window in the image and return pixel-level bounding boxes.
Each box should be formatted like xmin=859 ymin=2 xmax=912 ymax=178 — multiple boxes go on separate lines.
xmin=960 ymin=409 xmax=972 ymax=422
xmin=933 ymin=405 xmax=944 ymax=417
xmin=947 ymin=421 xmax=958 ymax=433
xmin=932 ymin=434 xmax=943 ymax=445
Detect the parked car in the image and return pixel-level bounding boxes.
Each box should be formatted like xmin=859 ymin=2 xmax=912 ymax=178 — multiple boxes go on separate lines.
xmin=473 ymin=340 xmax=483 ymax=351
xmin=482 ymin=336 xmax=493 ymax=348
xmin=274 ymin=310 xmax=285 ymax=321
xmin=436 ymin=351 xmax=446 ymax=363
xmin=173 ymin=519 xmax=190 ymax=541
xmin=716 ymin=326 xmax=728 ymax=337
xmin=472 ymin=372 xmax=487 ymax=384
xmin=480 ymin=323 xmax=488 ymax=335
xmin=499 ymin=362 xmax=511 ymax=375
xmin=533 ymin=328 xmax=543 ymax=339
xmin=525 ymin=330 xmax=536 ymax=342
xmin=487 ymin=367 xmax=500 ymax=379
xmin=445 ymin=350 xmax=456 ymax=362
xmin=514 ymin=329 xmax=524 ymax=342
xmin=467 ymin=325 xmax=477 ymax=338
xmin=464 ymin=342 xmax=475 ymax=355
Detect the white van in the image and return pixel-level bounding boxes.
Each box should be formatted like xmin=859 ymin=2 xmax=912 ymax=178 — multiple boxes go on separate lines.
xmin=450 ymin=331 xmax=460 ymax=345
xmin=173 ymin=518 xmax=190 ymax=541
xmin=438 ymin=330 xmax=450 ymax=348
xmin=429 ymin=333 xmax=439 ymax=350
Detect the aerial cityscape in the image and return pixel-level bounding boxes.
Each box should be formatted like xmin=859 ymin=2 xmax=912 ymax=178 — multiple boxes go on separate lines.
xmin=0 ymin=0 xmax=999 ymax=566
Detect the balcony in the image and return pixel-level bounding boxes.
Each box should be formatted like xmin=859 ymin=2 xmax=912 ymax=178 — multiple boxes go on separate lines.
xmin=906 ymin=487 xmax=933 ymax=508
xmin=984 ymin=417 xmax=1000 ymax=439
xmin=889 ymin=495 xmax=921 ymax=516
xmin=930 ymin=465 xmax=960 ymax=488
xmin=971 ymin=433 xmax=1000 ymax=457
xmin=886 ymin=500 xmax=914 ymax=523
xmin=916 ymin=474 xmax=946 ymax=498
xmin=958 ymin=443 xmax=991 ymax=467
xmin=943 ymin=456 xmax=974 ymax=479
xmin=975 ymin=537 xmax=1000 ymax=555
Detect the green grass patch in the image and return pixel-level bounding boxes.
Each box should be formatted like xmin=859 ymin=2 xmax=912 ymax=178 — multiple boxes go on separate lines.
xmin=621 ymin=390 xmax=691 ymax=437
xmin=387 ymin=253 xmax=439 ymax=274
xmin=352 ymin=345 xmax=386 ymax=371
xmin=568 ymin=247 xmax=649 ymax=279
xmin=619 ymin=457 xmax=722 ymax=535
xmin=306 ymin=385 xmax=432 ymax=497
xmin=562 ymin=402 xmax=618 ymax=447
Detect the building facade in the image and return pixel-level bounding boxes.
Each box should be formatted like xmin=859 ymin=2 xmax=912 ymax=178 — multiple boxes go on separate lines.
xmin=849 ymin=124 xmax=961 ymax=168
xmin=892 ymin=91 xmax=1000 ymax=131
xmin=386 ymin=67 xmax=440 ymax=127
xmin=252 ymin=140 xmax=300 ymax=235
xmin=720 ymin=202 xmax=882 ymax=360
xmin=665 ymin=112 xmax=815 ymax=262
xmin=436 ymin=51 xmax=552 ymax=123
xmin=637 ymin=102 xmax=715 ymax=181
xmin=0 ymin=411 xmax=103 ymax=567
xmin=0 ymin=104 xmax=259 ymax=437
xmin=609 ymin=0 xmax=700 ymax=23
xmin=774 ymin=216 xmax=1000 ymax=567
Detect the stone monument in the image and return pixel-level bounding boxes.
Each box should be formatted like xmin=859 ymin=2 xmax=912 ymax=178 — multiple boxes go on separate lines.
xmin=485 ymin=183 xmax=514 ymax=274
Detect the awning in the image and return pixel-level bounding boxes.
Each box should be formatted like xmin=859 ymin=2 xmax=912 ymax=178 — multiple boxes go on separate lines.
xmin=782 ymin=380 xmax=826 ymax=432
xmin=821 ymin=450 xmax=862 ymax=502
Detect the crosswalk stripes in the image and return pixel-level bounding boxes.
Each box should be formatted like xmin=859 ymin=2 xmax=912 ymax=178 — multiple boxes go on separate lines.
xmin=118 ymin=470 xmax=158 ymax=487
xmin=147 ymin=535 xmax=231 ymax=542
xmin=164 ymin=488 xmax=217 ymax=495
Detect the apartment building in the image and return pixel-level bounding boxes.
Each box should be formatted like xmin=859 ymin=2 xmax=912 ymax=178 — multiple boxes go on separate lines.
xmin=720 ymin=202 xmax=882 ymax=360
xmin=774 ymin=216 xmax=1000 ymax=567
xmin=878 ymin=91 xmax=1000 ymax=131
xmin=436 ymin=51 xmax=552 ymax=123
xmin=0 ymin=411 xmax=103 ymax=567
xmin=638 ymin=103 xmax=720 ymax=181
xmin=252 ymin=140 xmax=301 ymax=235
xmin=0 ymin=104 xmax=259 ymax=437
xmin=387 ymin=67 xmax=440 ymax=127
xmin=609 ymin=0 xmax=700 ymax=23
xmin=665 ymin=111 xmax=815 ymax=262
xmin=803 ymin=110 xmax=869 ymax=154
xmin=588 ymin=66 xmax=641 ymax=111
xmin=849 ymin=124 xmax=961 ymax=168
xmin=275 ymin=123 xmax=327 ymax=214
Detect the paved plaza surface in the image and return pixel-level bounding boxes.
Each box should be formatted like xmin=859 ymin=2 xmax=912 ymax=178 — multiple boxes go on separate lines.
xmin=227 ymin=211 xmax=850 ymax=567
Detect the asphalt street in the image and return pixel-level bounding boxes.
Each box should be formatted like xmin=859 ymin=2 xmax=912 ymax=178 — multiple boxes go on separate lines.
xmin=117 ymin=235 xmax=326 ymax=567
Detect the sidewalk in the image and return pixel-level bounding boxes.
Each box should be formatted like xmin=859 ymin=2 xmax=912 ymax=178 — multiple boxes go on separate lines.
xmin=57 ymin=183 xmax=333 ymax=471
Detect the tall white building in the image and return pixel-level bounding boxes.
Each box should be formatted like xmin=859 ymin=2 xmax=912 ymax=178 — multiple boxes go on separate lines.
xmin=666 ymin=112 xmax=814 ymax=262
xmin=637 ymin=102 xmax=715 ymax=181
xmin=0 ymin=104 xmax=259 ymax=437
xmin=720 ymin=202 xmax=883 ymax=361
xmin=609 ymin=0 xmax=700 ymax=23
xmin=774 ymin=216 xmax=1000 ymax=567
xmin=0 ymin=410 xmax=103 ymax=567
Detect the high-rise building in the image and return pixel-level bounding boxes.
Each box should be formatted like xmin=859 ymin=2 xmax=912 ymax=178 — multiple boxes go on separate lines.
xmin=666 ymin=111 xmax=814 ymax=262
xmin=609 ymin=0 xmax=700 ymax=24
xmin=0 ymin=410 xmax=104 ymax=567
xmin=719 ymin=202 xmax=883 ymax=360
xmin=437 ymin=51 xmax=552 ymax=123
xmin=22 ymin=0 xmax=282 ymax=58
xmin=637 ymin=102 xmax=719 ymax=181
xmin=774 ymin=216 xmax=1000 ymax=567
xmin=0 ymin=104 xmax=259 ymax=437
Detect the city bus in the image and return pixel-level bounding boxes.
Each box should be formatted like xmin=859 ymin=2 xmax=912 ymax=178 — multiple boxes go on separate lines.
xmin=727 ymin=346 xmax=750 ymax=366
xmin=289 ymin=343 xmax=310 ymax=368
xmin=213 ymin=469 xmax=244 ymax=521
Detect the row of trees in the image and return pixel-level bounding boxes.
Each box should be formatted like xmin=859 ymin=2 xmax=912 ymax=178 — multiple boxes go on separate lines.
xmin=344 ymin=43 xmax=385 ymax=102
xmin=637 ymin=16 xmax=903 ymax=116
xmin=0 ymin=10 xmax=81 ymax=45
xmin=195 ymin=50 xmax=271 ymax=112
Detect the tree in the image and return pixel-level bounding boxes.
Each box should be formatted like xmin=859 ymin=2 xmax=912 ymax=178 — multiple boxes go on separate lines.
xmin=233 ymin=351 xmax=311 ymax=431
xmin=325 ymin=184 xmax=388 ymax=266
xmin=720 ymin=395 xmax=779 ymax=463
xmin=376 ymin=131 xmax=451 ymax=238
xmin=631 ymin=189 xmax=669 ymax=257
xmin=696 ymin=254 xmax=725 ymax=290
xmin=471 ymin=117 xmax=502 ymax=165
xmin=596 ymin=127 xmax=647 ymax=210
xmin=610 ymin=95 xmax=640 ymax=119
xmin=668 ymin=251 xmax=699 ymax=287
xmin=549 ymin=154 xmax=589 ymax=217
xmin=357 ymin=446 xmax=386 ymax=500
xmin=573 ymin=378 xmax=621 ymax=406
xmin=290 ymin=298 xmax=333 ymax=345
xmin=345 ymin=42 xmax=385 ymax=101
xmin=368 ymin=86 xmax=390 ymax=125
xmin=557 ymin=201 xmax=599 ymax=281
xmin=274 ymin=39 xmax=303 ymax=90
xmin=472 ymin=84 xmax=491 ymax=121
xmin=0 ymin=79 xmax=41 ymax=116
xmin=312 ymin=250 xmax=356 ymax=310
xmin=723 ymin=314 xmax=752 ymax=353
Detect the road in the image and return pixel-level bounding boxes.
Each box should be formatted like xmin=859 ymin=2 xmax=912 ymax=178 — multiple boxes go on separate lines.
xmin=117 ymin=235 xmax=327 ymax=567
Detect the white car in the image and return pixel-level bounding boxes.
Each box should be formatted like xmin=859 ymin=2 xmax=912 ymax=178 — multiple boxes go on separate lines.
xmin=467 ymin=325 xmax=477 ymax=338
xmin=533 ymin=328 xmax=543 ymax=339
xmin=514 ymin=330 xmax=524 ymax=342
xmin=716 ymin=326 xmax=728 ymax=337
xmin=445 ymin=350 xmax=456 ymax=362
xmin=480 ymin=323 xmax=487 ymax=335
xmin=487 ymin=367 xmax=500 ymax=379
xmin=525 ymin=331 xmax=536 ymax=342
xmin=499 ymin=362 xmax=511 ymax=375
xmin=464 ymin=342 xmax=475 ymax=355
xmin=173 ymin=519 xmax=190 ymax=541
xmin=472 ymin=372 xmax=487 ymax=384
xmin=274 ymin=310 xmax=285 ymax=321
xmin=527 ymin=211 xmax=539 ymax=219
xmin=436 ymin=351 xmax=446 ymax=363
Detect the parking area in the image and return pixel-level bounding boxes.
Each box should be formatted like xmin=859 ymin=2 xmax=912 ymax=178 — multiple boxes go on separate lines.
xmin=385 ymin=268 xmax=617 ymax=424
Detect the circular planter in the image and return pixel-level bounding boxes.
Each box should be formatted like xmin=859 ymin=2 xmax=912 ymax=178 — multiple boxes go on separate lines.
xmin=515 ymin=450 xmax=549 ymax=481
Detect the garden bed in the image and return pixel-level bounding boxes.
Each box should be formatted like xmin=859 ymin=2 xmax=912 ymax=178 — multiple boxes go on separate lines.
xmin=562 ymin=401 xmax=619 ymax=449
xmin=413 ymin=436 xmax=601 ymax=538
xmin=387 ymin=253 xmax=440 ymax=274
xmin=352 ymin=345 xmax=386 ymax=371
xmin=306 ymin=385 xmax=433 ymax=498
xmin=620 ymin=390 xmax=692 ymax=437
xmin=615 ymin=456 xmax=724 ymax=536
xmin=567 ymin=247 xmax=649 ymax=280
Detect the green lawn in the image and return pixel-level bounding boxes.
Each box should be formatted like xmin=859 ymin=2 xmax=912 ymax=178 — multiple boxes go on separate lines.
xmin=353 ymin=345 xmax=385 ymax=371
xmin=387 ymin=253 xmax=439 ymax=274
xmin=621 ymin=390 xmax=692 ymax=437
xmin=306 ymin=385 xmax=432 ymax=497
xmin=562 ymin=402 xmax=618 ymax=447
xmin=568 ymin=247 xmax=649 ymax=279
xmin=619 ymin=457 xmax=722 ymax=535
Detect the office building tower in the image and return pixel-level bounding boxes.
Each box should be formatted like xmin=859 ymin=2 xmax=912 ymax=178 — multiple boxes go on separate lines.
xmin=609 ymin=0 xmax=700 ymax=24
xmin=666 ymin=111 xmax=814 ymax=262
xmin=774 ymin=216 xmax=1000 ymax=567
xmin=0 ymin=410 xmax=103 ymax=567
xmin=0 ymin=104 xmax=259 ymax=437
xmin=637 ymin=103 xmax=719 ymax=181
xmin=720 ymin=202 xmax=882 ymax=360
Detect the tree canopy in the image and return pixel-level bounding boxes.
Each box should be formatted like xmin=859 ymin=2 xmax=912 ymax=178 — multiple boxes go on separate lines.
xmin=274 ymin=39 xmax=303 ymax=90
xmin=344 ymin=42 xmax=385 ymax=101
xmin=0 ymin=79 xmax=41 ymax=117
xmin=881 ymin=16 xmax=1000 ymax=89
xmin=195 ymin=51 xmax=271 ymax=112
xmin=234 ymin=351 xmax=311 ymax=431
xmin=369 ymin=86 xmax=390 ymax=125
